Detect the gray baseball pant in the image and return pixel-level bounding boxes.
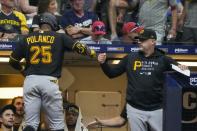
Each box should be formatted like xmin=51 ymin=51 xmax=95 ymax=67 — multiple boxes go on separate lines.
xmin=126 ymin=104 xmax=163 ymax=131
xmin=23 ymin=75 xmax=65 ymax=131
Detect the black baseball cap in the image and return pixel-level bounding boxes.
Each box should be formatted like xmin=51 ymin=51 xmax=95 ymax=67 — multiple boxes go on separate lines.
xmin=135 ymin=29 xmax=157 ymax=41
xmin=0 ymin=104 xmax=16 ymax=116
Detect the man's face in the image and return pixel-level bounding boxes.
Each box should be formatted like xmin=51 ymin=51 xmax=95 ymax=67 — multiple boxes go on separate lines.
xmin=71 ymin=0 xmax=84 ymax=11
xmin=0 ymin=110 xmax=15 ymax=128
xmin=65 ymin=111 xmax=78 ymax=127
xmin=128 ymin=32 xmax=139 ymax=42
xmin=138 ymin=39 xmax=154 ymax=52
xmin=1 ymin=0 xmax=15 ymax=8
xmin=13 ymin=98 xmax=24 ymax=116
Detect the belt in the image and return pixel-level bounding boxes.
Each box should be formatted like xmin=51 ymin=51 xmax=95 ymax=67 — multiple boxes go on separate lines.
xmin=50 ymin=79 xmax=58 ymax=84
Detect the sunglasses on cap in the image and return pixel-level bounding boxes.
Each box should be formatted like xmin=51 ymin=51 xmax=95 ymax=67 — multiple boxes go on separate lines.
xmin=93 ymin=25 xmax=105 ymax=32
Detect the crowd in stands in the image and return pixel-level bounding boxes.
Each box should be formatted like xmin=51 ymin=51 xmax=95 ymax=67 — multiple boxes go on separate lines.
xmin=0 ymin=0 xmax=196 ymax=45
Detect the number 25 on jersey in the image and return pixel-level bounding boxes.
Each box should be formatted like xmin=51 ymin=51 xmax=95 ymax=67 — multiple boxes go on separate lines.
xmin=30 ymin=45 xmax=52 ymax=64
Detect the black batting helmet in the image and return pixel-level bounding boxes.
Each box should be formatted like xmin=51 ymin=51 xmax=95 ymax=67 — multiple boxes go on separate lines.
xmin=39 ymin=12 xmax=60 ymax=31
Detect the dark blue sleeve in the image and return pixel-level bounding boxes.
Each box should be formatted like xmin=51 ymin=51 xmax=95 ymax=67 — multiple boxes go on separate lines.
xmin=61 ymin=13 xmax=70 ymax=29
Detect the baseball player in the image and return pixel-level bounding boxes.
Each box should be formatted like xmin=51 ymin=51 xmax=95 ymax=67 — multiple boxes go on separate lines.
xmin=9 ymin=12 xmax=96 ymax=131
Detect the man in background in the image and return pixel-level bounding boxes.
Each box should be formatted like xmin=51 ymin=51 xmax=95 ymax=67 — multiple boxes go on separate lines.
xmin=0 ymin=0 xmax=29 ymax=39
xmin=64 ymin=103 xmax=88 ymax=131
xmin=0 ymin=104 xmax=16 ymax=131
xmin=11 ymin=97 xmax=24 ymax=131
xmin=61 ymin=0 xmax=98 ymax=40
xmin=120 ymin=22 xmax=144 ymax=44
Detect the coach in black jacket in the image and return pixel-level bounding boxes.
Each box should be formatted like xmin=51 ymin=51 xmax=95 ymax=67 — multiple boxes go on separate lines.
xmin=97 ymin=29 xmax=188 ymax=131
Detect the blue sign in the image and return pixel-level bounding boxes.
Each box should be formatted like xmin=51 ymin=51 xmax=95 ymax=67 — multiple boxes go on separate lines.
xmin=0 ymin=42 xmax=15 ymax=50
xmin=1 ymin=41 xmax=197 ymax=55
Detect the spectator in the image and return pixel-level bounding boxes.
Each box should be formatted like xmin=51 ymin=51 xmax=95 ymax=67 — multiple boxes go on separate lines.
xmin=108 ymin=0 xmax=130 ymax=40
xmin=80 ymin=21 xmax=111 ymax=44
xmin=14 ymin=0 xmax=37 ymax=18
xmin=137 ymin=0 xmax=178 ymax=45
xmin=87 ymin=105 xmax=127 ymax=128
xmin=64 ymin=103 xmax=88 ymax=131
xmin=32 ymin=0 xmax=63 ymax=33
xmin=119 ymin=22 xmax=144 ymax=44
xmin=59 ymin=0 xmax=71 ymax=15
xmin=165 ymin=0 xmax=183 ymax=42
xmin=0 ymin=104 xmax=16 ymax=131
xmin=61 ymin=0 xmax=98 ymax=40
xmin=11 ymin=97 xmax=24 ymax=131
xmin=97 ymin=29 xmax=188 ymax=131
xmin=179 ymin=0 xmax=197 ymax=43
xmin=0 ymin=0 xmax=29 ymax=39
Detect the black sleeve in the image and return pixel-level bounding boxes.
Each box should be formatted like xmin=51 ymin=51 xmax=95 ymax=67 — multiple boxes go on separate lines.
xmin=11 ymin=38 xmax=26 ymax=60
xmin=120 ymin=105 xmax=127 ymax=120
xmin=164 ymin=56 xmax=178 ymax=71
xmin=9 ymin=38 xmax=26 ymax=70
xmin=62 ymin=34 xmax=75 ymax=50
xmin=101 ymin=55 xmax=128 ymax=78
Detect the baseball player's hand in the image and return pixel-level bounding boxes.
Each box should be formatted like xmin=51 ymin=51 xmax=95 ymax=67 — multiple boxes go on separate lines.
xmin=98 ymin=53 xmax=106 ymax=64
xmin=72 ymin=42 xmax=96 ymax=58
xmin=86 ymin=46 xmax=96 ymax=58
xmin=178 ymin=64 xmax=188 ymax=71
